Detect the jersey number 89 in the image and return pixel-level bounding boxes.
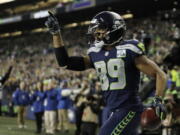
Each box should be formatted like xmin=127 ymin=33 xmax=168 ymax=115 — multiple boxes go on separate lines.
xmin=94 ymin=58 xmax=126 ymax=91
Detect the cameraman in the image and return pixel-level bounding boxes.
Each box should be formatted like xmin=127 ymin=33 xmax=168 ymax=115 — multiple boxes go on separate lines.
xmin=81 ymin=94 xmax=102 ymax=135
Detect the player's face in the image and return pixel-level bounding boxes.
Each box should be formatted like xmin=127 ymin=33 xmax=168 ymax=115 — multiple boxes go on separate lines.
xmin=93 ymin=28 xmax=107 ymax=41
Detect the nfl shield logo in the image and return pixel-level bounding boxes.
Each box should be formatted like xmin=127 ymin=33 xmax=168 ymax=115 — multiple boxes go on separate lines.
xmin=117 ymin=49 xmax=126 ymax=57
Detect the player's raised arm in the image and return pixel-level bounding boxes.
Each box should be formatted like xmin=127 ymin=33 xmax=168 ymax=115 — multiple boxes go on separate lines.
xmin=45 ymin=11 xmax=93 ymax=71
xmin=135 ymin=55 xmax=167 ymax=120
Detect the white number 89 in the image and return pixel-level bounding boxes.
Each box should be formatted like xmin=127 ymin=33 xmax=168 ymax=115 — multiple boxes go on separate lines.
xmin=94 ymin=58 xmax=126 ymax=91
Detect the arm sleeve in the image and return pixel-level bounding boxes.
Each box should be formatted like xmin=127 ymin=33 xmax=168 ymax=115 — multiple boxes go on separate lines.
xmin=136 ymin=42 xmax=146 ymax=56
xmin=128 ymin=42 xmax=146 ymax=65
xmin=132 ymin=42 xmax=146 ymax=57
xmin=24 ymin=92 xmax=30 ymax=105
xmin=116 ymin=40 xmax=146 ymax=62
xmin=29 ymin=93 xmax=36 ymax=104
xmin=12 ymin=91 xmax=18 ymax=105
xmin=61 ymin=89 xmax=71 ymax=97
xmin=54 ymin=47 xmax=87 ymax=71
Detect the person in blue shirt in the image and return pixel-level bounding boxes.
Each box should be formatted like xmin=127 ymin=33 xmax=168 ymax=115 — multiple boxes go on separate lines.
xmin=43 ymin=79 xmax=58 ymax=135
xmin=12 ymin=81 xmax=29 ymax=129
xmin=45 ymin=11 xmax=167 ymax=135
xmin=30 ymin=81 xmax=45 ymax=134
xmin=57 ymin=80 xmax=71 ymax=132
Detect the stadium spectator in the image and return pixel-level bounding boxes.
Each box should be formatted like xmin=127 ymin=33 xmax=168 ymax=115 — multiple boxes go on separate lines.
xmin=81 ymin=94 xmax=101 ymax=135
xmin=43 ymin=79 xmax=58 ymax=135
xmin=74 ymin=79 xmax=90 ymax=135
xmin=12 ymin=81 xmax=29 ymax=129
xmin=94 ymin=82 xmax=104 ymax=126
xmin=57 ymin=80 xmax=71 ymax=133
xmin=30 ymin=81 xmax=45 ymax=134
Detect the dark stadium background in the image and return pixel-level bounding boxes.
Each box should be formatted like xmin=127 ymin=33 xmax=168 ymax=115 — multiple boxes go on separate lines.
xmin=0 ymin=0 xmax=179 ymax=35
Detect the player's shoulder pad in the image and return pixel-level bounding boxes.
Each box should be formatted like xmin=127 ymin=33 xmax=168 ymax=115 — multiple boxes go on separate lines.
xmin=116 ymin=39 xmax=145 ymax=55
xmin=87 ymin=44 xmax=101 ymax=55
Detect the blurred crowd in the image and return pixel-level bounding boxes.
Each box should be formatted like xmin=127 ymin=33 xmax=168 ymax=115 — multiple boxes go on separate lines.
xmin=0 ymin=16 xmax=180 ymax=135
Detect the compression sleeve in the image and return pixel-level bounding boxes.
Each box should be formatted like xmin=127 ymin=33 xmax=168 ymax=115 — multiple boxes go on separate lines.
xmin=54 ymin=47 xmax=86 ymax=71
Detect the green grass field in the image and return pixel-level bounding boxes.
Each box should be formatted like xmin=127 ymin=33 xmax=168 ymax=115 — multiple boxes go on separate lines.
xmin=0 ymin=116 xmax=75 ymax=135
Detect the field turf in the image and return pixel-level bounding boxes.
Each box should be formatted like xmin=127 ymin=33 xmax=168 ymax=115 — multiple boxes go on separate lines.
xmin=0 ymin=116 xmax=75 ymax=135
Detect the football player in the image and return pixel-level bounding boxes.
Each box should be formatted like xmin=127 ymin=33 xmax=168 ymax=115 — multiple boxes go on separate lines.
xmin=45 ymin=11 xmax=167 ymax=135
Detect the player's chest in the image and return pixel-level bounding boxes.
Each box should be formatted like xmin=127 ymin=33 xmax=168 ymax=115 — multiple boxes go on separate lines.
xmin=91 ymin=49 xmax=131 ymax=68
xmin=91 ymin=49 xmax=130 ymax=91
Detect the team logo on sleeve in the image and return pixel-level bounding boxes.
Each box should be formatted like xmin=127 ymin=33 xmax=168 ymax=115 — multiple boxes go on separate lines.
xmin=137 ymin=43 xmax=145 ymax=52
xmin=117 ymin=49 xmax=126 ymax=57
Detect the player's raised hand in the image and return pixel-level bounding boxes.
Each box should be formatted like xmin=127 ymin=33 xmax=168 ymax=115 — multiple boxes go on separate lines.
xmin=45 ymin=11 xmax=60 ymax=35
xmin=153 ymin=96 xmax=167 ymax=120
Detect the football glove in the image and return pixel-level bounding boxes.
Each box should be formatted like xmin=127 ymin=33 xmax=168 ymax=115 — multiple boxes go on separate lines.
xmin=45 ymin=11 xmax=60 ymax=35
xmin=153 ymin=96 xmax=167 ymax=120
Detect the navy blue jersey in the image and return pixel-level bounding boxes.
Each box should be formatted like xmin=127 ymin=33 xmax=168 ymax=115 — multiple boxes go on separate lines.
xmin=88 ymin=40 xmax=145 ymax=111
